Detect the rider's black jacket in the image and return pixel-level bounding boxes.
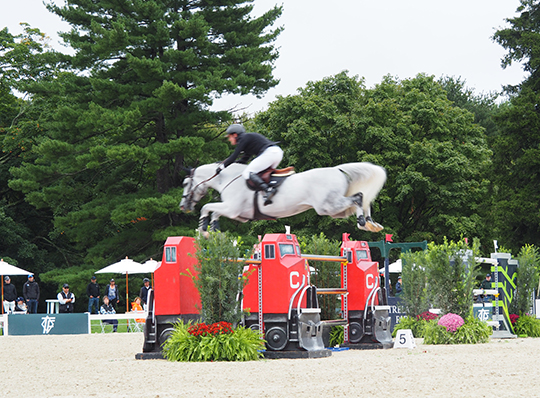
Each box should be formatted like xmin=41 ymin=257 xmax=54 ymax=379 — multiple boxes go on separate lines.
xmin=223 ymin=133 xmax=278 ymax=168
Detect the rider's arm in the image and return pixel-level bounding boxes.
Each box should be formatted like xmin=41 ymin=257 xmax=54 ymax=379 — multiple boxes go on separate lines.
xmin=223 ymin=136 xmax=248 ymax=168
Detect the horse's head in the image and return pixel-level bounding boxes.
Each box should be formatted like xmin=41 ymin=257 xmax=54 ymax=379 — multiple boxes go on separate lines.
xmin=179 ymin=167 xmax=209 ymax=213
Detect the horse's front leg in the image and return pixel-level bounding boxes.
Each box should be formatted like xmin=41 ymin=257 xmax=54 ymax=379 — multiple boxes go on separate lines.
xmin=198 ymin=202 xmax=243 ymax=237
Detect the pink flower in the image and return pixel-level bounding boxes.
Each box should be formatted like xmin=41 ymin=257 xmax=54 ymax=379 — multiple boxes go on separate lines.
xmin=438 ymin=313 xmax=464 ymax=333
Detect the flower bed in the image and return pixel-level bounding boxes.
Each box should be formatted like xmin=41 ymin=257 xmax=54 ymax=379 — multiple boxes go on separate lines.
xmin=162 ymin=321 xmax=265 ymax=362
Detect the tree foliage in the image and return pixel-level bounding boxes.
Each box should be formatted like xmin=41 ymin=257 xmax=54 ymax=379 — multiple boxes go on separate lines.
xmin=256 ymin=72 xmax=492 ymax=245
xmin=400 ymin=239 xmax=480 ymax=319
xmin=7 ymin=0 xmax=282 ymax=267
xmin=298 ymin=233 xmax=342 ymax=320
xmin=510 ymin=244 xmax=540 ymax=315
xmin=193 ymin=232 xmax=249 ymax=324
xmin=491 ymin=0 xmax=540 ymax=253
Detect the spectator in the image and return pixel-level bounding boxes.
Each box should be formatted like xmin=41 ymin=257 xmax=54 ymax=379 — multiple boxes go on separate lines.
xmin=57 ymin=284 xmax=75 ymax=313
xmin=3 ymin=276 xmax=17 ymax=314
xmin=131 ymin=296 xmax=143 ymax=312
xmin=100 ymin=296 xmax=118 ymax=332
xmin=86 ymin=276 xmax=100 ymax=314
xmin=480 ymin=273 xmax=493 ymax=302
xmin=131 ymin=296 xmax=145 ymax=324
xmin=139 ymin=278 xmax=151 ymax=310
xmin=105 ymin=279 xmax=120 ymax=310
xmin=14 ymin=297 xmax=27 ymax=313
xmin=395 ymin=276 xmax=403 ymax=296
xmin=23 ymin=274 xmax=40 ymax=313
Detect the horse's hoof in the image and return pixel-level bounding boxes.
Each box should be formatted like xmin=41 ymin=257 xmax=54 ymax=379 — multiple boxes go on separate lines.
xmin=197 ymin=229 xmax=210 ymax=239
xmin=368 ymin=222 xmax=384 ymax=232
xmin=357 ymin=215 xmax=366 ymax=227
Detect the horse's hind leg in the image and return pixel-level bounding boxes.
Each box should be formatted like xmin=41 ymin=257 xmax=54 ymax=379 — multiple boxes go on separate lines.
xmin=357 ymin=199 xmax=383 ymax=232
xmin=210 ymin=218 xmax=220 ymax=232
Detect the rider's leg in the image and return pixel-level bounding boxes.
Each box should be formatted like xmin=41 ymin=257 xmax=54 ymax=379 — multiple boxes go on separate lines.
xmin=242 ymin=146 xmax=283 ymax=205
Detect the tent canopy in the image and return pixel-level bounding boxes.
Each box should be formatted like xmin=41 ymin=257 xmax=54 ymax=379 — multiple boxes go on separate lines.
xmin=379 ymin=259 xmax=402 ymax=274
xmin=0 ymin=259 xmax=32 ymax=276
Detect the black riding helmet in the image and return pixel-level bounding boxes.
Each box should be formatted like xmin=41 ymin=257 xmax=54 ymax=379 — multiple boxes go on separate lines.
xmin=225 ymin=124 xmax=246 ymax=136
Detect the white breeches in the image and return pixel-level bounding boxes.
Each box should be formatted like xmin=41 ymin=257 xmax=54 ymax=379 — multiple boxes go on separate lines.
xmin=242 ymin=146 xmax=283 ymax=179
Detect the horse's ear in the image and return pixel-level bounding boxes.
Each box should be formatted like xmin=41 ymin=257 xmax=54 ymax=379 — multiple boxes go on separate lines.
xmin=182 ymin=166 xmax=194 ymax=175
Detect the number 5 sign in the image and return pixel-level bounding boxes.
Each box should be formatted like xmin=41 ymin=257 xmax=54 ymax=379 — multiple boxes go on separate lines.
xmin=393 ymin=329 xmax=416 ymax=349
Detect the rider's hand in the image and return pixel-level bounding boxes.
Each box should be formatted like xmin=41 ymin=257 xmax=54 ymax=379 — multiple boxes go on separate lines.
xmin=216 ymin=164 xmax=225 ymax=175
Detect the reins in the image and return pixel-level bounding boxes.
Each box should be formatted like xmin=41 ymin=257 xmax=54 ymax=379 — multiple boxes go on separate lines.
xmin=183 ymin=166 xmax=241 ymax=207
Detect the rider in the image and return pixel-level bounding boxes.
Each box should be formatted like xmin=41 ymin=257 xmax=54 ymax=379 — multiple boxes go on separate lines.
xmin=216 ymin=124 xmax=283 ymax=205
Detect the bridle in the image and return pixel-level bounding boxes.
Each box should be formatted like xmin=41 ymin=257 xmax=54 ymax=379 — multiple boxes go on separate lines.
xmin=181 ymin=167 xmax=222 ymax=209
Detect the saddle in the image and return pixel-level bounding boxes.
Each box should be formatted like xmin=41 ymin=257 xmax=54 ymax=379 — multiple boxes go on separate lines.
xmin=246 ymin=166 xmax=296 ymax=191
xmin=248 ymin=166 xmax=295 ymax=221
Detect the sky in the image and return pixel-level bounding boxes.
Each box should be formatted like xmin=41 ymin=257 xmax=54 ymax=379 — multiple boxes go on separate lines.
xmin=1 ymin=0 xmax=527 ymax=116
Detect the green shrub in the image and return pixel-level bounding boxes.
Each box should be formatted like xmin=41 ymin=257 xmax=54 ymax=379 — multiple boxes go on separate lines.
xmin=400 ymin=239 xmax=481 ymax=320
xmin=392 ymin=316 xmax=430 ymax=338
xmin=162 ymin=321 xmax=265 ymax=361
xmin=299 ymin=233 xmax=342 ymax=320
xmin=510 ymin=245 xmax=540 ymax=316
xmin=514 ymin=315 xmax=540 ymax=337
xmin=329 ymin=325 xmax=344 ymax=346
xmin=423 ymin=316 xmax=491 ymax=344
xmin=194 ymin=232 xmax=250 ymax=325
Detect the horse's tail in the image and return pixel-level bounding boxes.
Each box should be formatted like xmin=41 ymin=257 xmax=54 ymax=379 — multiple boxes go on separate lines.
xmin=337 ymin=162 xmax=387 ymax=201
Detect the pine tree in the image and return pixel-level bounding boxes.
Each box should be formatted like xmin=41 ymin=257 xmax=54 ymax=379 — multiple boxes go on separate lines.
xmin=9 ymin=0 xmax=282 ymax=264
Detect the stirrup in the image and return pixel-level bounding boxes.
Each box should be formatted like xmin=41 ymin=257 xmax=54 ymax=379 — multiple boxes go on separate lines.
xmin=263 ymin=187 xmax=276 ymax=206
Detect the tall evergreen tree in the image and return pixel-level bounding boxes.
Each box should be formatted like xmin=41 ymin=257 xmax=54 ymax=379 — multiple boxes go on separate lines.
xmin=9 ymin=0 xmax=282 ymax=266
xmin=1 ymin=25 xmax=69 ymax=275
xmin=491 ymin=0 xmax=540 ymax=252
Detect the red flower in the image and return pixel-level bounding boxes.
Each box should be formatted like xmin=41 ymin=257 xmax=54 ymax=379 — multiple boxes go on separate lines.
xmin=509 ymin=314 xmax=519 ymax=325
xmin=417 ymin=311 xmax=439 ymax=321
xmin=188 ymin=321 xmax=233 ymax=337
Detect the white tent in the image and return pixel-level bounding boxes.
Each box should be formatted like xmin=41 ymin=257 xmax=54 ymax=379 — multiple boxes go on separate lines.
xmin=1 ymin=259 xmax=32 ymax=315
xmin=95 ymin=257 xmax=159 ymax=310
xmin=96 ymin=257 xmax=143 ymax=310
xmin=0 ymin=259 xmax=31 ymax=276
xmin=379 ymin=259 xmax=402 ymax=274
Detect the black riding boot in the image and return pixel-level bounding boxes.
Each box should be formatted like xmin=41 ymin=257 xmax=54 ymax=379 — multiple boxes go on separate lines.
xmin=249 ymin=173 xmax=276 ymax=206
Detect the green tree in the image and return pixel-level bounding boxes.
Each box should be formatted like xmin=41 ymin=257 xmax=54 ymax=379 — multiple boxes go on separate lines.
xmin=424 ymin=238 xmax=481 ymax=319
xmin=0 ymin=25 xmax=70 ymax=282
xmin=256 ymin=72 xmax=492 ymax=245
xmin=438 ymin=76 xmax=500 ymax=137
xmin=400 ymin=249 xmax=429 ymax=317
xmin=510 ymin=244 xmax=540 ymax=315
xmin=491 ymin=0 xmax=540 ymax=252
xmin=8 ymin=1 xmax=282 ymax=266
xmin=298 ymin=233 xmax=342 ymax=320
xmin=194 ymin=232 xmax=248 ymax=324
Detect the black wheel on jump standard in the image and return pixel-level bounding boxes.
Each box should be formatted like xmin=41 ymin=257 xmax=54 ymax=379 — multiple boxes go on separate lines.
xmin=348 ymin=321 xmax=364 ymax=344
xmin=265 ymin=326 xmax=288 ymax=351
xmin=159 ymin=327 xmax=174 ymax=347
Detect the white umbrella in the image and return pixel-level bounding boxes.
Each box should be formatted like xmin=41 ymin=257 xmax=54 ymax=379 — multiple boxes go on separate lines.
xmin=379 ymin=259 xmax=402 ymax=274
xmin=0 ymin=259 xmax=31 ymax=276
xmin=119 ymin=258 xmax=160 ymax=275
xmin=96 ymin=257 xmax=143 ymax=311
xmin=1 ymin=259 xmax=32 ymax=315
xmin=95 ymin=257 xmax=142 ymax=275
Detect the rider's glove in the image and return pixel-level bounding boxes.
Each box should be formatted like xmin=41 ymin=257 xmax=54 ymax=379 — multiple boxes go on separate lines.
xmin=216 ymin=163 xmax=225 ymax=175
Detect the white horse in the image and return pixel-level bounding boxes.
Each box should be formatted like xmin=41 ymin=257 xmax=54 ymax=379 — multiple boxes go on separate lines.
xmin=179 ymin=162 xmax=386 ymax=235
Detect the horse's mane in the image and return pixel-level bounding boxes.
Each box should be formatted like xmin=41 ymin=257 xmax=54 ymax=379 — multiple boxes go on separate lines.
xmin=335 ymin=162 xmax=387 ymax=197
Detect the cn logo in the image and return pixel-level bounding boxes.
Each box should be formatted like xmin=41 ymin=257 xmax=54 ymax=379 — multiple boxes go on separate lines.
xmin=290 ymin=271 xmax=300 ymax=288
xmin=366 ymin=273 xmax=375 ymax=288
